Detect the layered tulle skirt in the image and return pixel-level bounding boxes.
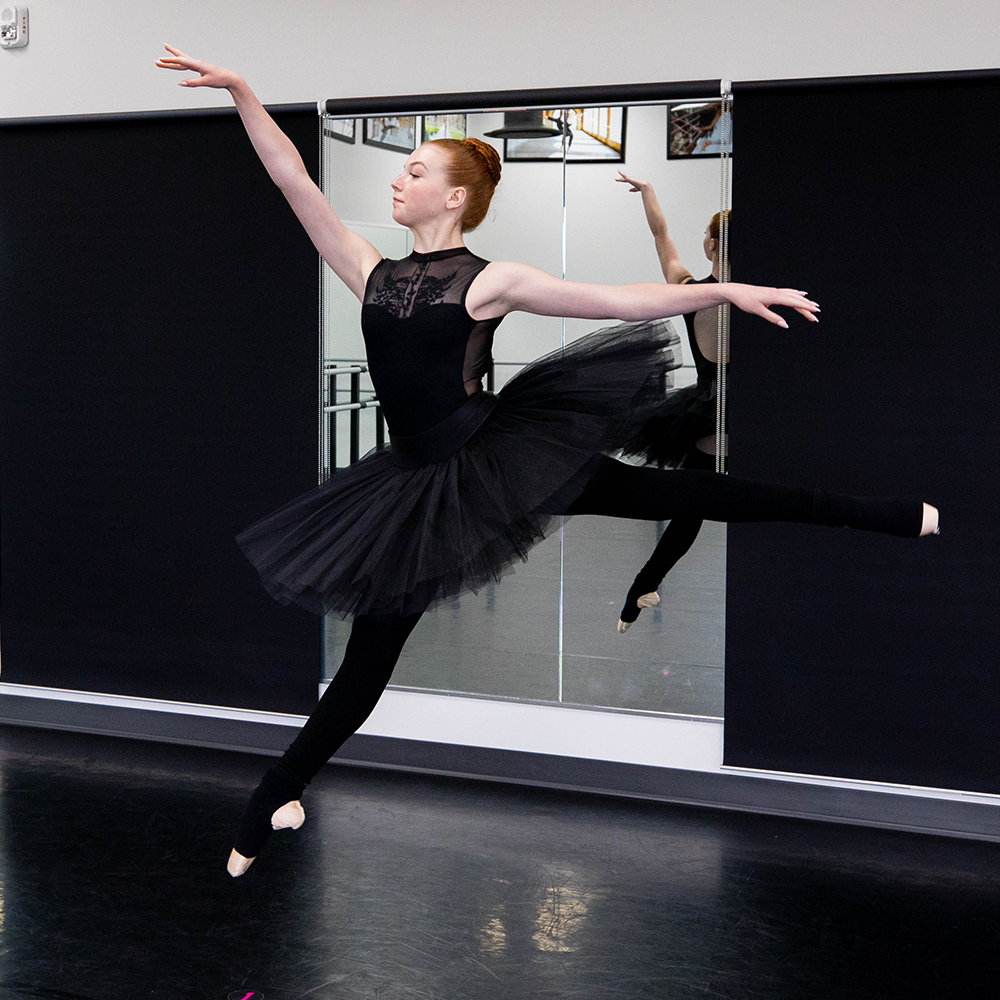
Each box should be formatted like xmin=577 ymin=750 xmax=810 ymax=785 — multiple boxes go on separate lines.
xmin=621 ymin=376 xmax=717 ymax=468
xmin=237 ymin=318 xmax=687 ymax=618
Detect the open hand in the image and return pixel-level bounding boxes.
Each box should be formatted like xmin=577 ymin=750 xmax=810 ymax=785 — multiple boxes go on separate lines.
xmin=155 ymin=45 xmax=241 ymax=89
xmin=615 ymin=170 xmax=649 ymax=192
xmin=725 ymin=284 xmax=820 ymax=328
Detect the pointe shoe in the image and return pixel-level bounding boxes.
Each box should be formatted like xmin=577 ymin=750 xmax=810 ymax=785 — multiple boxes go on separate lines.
xmin=227 ymin=799 xmax=306 ymax=877
xmin=920 ymin=503 xmax=940 ymax=537
xmin=617 ymin=591 xmax=660 ymax=633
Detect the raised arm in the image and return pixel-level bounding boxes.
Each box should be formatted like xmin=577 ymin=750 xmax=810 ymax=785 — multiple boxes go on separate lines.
xmin=466 ymin=262 xmax=818 ymax=329
xmin=616 ymin=171 xmax=694 ymax=285
xmin=155 ymin=46 xmax=381 ymax=301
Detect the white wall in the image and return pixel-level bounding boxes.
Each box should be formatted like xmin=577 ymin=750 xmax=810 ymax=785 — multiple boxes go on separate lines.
xmin=1 ymin=1 xmax=998 ymax=120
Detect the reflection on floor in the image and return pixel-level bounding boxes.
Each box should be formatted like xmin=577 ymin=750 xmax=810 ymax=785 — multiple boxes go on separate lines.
xmin=326 ymin=517 xmax=726 ymax=717
xmin=1 ymin=725 xmax=996 ymax=1000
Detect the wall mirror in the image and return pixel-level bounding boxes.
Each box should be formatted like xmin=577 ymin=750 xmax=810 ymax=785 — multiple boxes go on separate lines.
xmin=319 ymin=84 xmax=732 ymax=719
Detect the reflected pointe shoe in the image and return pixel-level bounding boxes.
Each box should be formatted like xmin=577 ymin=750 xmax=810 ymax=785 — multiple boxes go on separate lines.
xmin=227 ymin=765 xmax=307 ymax=877
xmin=617 ymin=590 xmax=660 ymax=634
xmin=227 ymin=800 xmax=306 ymax=877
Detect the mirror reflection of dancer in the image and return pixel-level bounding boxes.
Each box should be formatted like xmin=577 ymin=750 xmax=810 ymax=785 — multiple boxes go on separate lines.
xmin=614 ymin=170 xmax=729 ymax=632
xmin=546 ymin=110 xmax=574 ymax=148
xmin=156 ymin=47 xmax=939 ymax=877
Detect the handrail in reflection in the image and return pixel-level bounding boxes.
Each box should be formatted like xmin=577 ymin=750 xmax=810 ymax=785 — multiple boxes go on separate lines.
xmin=322 ymin=356 xmax=698 ymax=475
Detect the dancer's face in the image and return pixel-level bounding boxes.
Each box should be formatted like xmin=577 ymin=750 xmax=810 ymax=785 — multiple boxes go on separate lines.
xmin=390 ymin=143 xmax=465 ymax=228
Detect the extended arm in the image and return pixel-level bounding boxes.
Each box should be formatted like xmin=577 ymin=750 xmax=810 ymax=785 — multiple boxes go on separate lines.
xmin=616 ymin=171 xmax=694 ymax=285
xmin=467 ymin=262 xmax=818 ymax=329
xmin=155 ymin=46 xmax=380 ymax=300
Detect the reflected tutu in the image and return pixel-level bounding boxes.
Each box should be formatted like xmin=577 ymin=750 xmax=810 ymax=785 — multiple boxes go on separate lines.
xmin=237 ymin=318 xmax=681 ymax=618
xmin=621 ymin=378 xmax=717 ymax=468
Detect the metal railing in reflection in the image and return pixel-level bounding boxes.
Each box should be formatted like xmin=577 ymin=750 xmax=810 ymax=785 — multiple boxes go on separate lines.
xmin=322 ymin=362 xmax=383 ymax=473
xmin=323 ymin=357 xmax=696 ymax=477
xmin=322 ymin=359 xmax=530 ymax=475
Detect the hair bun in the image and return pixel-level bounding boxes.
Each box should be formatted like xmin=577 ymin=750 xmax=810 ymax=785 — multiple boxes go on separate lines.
xmin=462 ymin=137 xmax=502 ymax=186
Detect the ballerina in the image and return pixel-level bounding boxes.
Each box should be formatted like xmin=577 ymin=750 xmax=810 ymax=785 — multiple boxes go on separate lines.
xmin=614 ymin=169 xmax=730 ymax=632
xmin=156 ymin=46 xmax=938 ymax=876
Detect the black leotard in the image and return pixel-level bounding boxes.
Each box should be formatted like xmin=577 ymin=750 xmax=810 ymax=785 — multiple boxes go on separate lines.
xmin=682 ymin=274 xmax=718 ymax=388
xmin=362 ymin=247 xmax=502 ymax=437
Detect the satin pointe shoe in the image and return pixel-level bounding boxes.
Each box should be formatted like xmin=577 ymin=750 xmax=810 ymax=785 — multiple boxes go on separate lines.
xmin=617 ymin=590 xmax=660 ymax=633
xmin=227 ymin=765 xmax=307 ymax=877
xmin=227 ymin=800 xmax=306 ymax=876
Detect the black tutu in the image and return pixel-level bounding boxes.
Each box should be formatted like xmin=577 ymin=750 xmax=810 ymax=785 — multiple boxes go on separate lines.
xmin=237 ymin=318 xmax=681 ymax=618
xmin=621 ymin=377 xmax=717 ymax=468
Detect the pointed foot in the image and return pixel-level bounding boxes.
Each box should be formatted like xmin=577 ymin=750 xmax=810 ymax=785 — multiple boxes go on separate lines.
xmin=227 ymin=800 xmax=305 ymax=876
xmin=920 ymin=503 xmax=939 ymax=536
xmin=617 ymin=592 xmax=659 ymax=634
xmin=228 ymin=849 xmax=255 ymax=877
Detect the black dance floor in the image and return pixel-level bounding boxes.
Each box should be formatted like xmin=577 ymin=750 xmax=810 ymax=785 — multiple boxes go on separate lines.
xmin=0 ymin=723 xmax=997 ymax=999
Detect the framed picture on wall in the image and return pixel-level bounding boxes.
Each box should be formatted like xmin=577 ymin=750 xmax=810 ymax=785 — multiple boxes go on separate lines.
xmin=363 ymin=116 xmax=418 ymax=154
xmin=503 ymin=107 xmax=627 ymax=163
xmin=667 ymin=101 xmax=728 ymax=158
xmin=421 ymin=114 xmax=468 ymax=142
xmin=323 ymin=118 xmax=356 ymax=144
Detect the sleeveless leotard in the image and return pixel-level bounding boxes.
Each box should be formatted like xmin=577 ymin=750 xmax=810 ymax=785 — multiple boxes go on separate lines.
xmin=682 ymin=274 xmax=718 ymax=389
xmin=362 ymin=247 xmax=502 ymax=437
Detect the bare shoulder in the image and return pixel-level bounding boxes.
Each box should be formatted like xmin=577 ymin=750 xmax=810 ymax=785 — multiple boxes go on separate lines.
xmin=466 ymin=260 xmax=542 ymax=319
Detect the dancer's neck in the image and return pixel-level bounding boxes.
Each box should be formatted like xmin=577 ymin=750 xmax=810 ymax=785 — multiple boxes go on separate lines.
xmin=409 ymin=220 xmax=466 ymax=255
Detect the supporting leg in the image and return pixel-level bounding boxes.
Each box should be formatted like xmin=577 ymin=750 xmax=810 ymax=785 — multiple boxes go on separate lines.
xmin=229 ymin=609 xmax=423 ymax=875
xmin=618 ymin=448 xmax=716 ymax=632
xmin=618 ymin=517 xmax=703 ymax=632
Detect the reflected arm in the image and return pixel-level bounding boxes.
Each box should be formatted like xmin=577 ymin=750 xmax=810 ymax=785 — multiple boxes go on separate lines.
xmin=617 ymin=172 xmax=693 ymax=285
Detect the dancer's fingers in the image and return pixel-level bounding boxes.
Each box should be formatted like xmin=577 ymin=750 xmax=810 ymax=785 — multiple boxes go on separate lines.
xmin=776 ymin=289 xmax=820 ymax=315
xmin=758 ymin=307 xmax=789 ymax=328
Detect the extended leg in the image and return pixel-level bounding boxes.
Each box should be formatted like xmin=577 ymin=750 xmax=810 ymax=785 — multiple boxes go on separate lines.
xmin=567 ymin=457 xmax=928 ymax=536
xmin=229 ymin=609 xmax=423 ymax=875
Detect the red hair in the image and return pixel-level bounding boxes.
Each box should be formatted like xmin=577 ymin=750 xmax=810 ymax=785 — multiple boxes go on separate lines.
xmin=432 ymin=137 xmax=502 ymax=232
xmin=708 ymin=209 xmax=731 ymax=246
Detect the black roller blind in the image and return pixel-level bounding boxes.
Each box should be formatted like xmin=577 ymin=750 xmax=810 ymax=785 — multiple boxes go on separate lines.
xmin=724 ymin=72 xmax=1000 ymax=791
xmin=0 ymin=109 xmax=321 ymax=713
